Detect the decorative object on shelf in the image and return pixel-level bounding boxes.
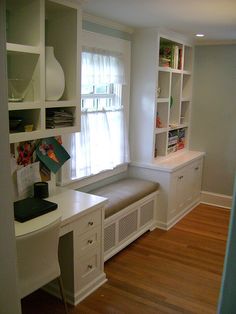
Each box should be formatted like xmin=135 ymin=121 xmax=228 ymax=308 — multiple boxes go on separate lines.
xmin=8 ymin=79 xmax=34 ymax=102
xmin=156 ymin=112 xmax=163 ymax=128
xmin=9 ymin=118 xmax=23 ymax=131
xmin=24 ymin=124 xmax=34 ymax=132
xmin=45 ymin=46 xmax=65 ymax=101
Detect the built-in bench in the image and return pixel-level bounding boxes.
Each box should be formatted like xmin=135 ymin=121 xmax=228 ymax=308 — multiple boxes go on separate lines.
xmin=90 ymin=178 xmax=159 ymax=261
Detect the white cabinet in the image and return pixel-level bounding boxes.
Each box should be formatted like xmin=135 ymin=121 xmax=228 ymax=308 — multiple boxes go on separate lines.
xmin=58 ymin=202 xmax=106 ymax=305
xmin=6 ymin=0 xmax=81 ymax=143
xmin=129 ymin=152 xmax=204 ymax=230
xmin=74 ymin=209 xmax=104 ymax=294
xmin=169 ymin=158 xmax=203 ymax=221
xmin=129 ymin=28 xmax=203 ymax=229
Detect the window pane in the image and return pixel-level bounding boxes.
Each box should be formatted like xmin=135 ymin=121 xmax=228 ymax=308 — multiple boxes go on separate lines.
xmin=82 ymin=84 xmax=93 ymax=94
xmin=95 ymin=84 xmax=108 ymax=94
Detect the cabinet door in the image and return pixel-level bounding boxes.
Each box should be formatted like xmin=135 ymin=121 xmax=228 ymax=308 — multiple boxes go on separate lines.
xmin=169 ymin=169 xmax=186 ymax=217
xmin=169 ymin=158 xmax=203 ymax=219
xmin=187 ymin=159 xmax=203 ymax=203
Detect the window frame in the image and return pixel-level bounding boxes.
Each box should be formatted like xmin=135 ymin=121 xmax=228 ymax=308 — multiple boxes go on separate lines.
xmin=58 ymin=30 xmax=131 ymax=188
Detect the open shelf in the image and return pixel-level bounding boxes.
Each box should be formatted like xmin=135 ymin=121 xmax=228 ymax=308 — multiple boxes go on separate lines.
xmin=45 ymin=1 xmax=79 ymax=102
xmin=155 ymin=37 xmax=192 ymax=159
xmin=6 ymin=0 xmax=81 ymax=143
xmin=9 ymin=108 xmax=41 ymax=134
xmin=7 ymin=43 xmax=40 ymax=54
xmin=7 ymin=49 xmax=40 ymax=103
xmin=154 ymin=132 xmax=167 ymax=158
xmin=157 ymin=71 xmax=170 ymax=98
xmin=182 ymin=73 xmax=192 ymax=99
xmin=156 ymin=101 xmax=169 ymax=129
xmin=180 ymin=101 xmax=190 ymax=124
xmin=169 ymin=72 xmax=181 ymax=125
xmin=45 ymin=106 xmax=77 ymax=130
xmin=183 ymin=46 xmax=192 ymax=72
xmin=159 ymin=38 xmax=183 ymax=70
xmin=6 ymin=0 xmax=41 ymax=46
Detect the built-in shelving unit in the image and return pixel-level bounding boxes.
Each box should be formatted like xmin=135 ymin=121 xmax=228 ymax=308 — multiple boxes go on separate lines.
xmin=130 ymin=29 xmax=193 ymax=163
xmin=130 ymin=28 xmax=204 ymax=231
xmin=6 ymin=0 xmax=81 ymax=143
xmin=154 ymin=35 xmax=193 ymax=159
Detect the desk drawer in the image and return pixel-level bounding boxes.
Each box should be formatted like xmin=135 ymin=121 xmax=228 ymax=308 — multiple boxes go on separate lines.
xmin=77 ymin=227 xmax=100 ymax=256
xmin=77 ymin=210 xmax=101 ymax=235
xmin=78 ymin=248 xmax=101 ymax=288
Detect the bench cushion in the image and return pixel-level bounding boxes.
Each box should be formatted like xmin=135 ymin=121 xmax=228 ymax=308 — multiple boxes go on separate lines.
xmin=90 ymin=178 xmax=159 ymax=218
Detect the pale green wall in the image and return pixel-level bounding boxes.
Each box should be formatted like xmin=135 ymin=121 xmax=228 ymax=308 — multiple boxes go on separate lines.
xmin=190 ymin=45 xmax=236 ymax=196
xmin=218 ymin=174 xmax=236 ymax=313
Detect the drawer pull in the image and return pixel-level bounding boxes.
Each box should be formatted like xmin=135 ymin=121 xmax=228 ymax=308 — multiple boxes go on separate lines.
xmin=88 ymin=264 xmax=93 ymax=270
xmin=88 ymin=239 xmax=93 ymax=244
xmin=178 ymin=175 xmax=183 ymax=179
xmin=88 ymin=221 xmax=94 ymax=226
xmin=195 ymin=167 xmax=199 ymax=170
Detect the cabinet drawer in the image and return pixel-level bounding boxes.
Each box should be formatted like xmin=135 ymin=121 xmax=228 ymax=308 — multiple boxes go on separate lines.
xmin=77 ymin=227 xmax=100 ymax=256
xmin=77 ymin=210 xmax=101 ymax=235
xmin=78 ymin=248 xmax=101 ymax=287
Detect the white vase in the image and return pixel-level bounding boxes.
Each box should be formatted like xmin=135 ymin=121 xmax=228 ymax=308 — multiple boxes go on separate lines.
xmin=45 ymin=46 xmax=65 ymax=101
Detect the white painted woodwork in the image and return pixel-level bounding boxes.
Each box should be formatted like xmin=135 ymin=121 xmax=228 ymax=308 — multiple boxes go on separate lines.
xmin=6 ymin=0 xmax=81 ymax=143
xmin=129 ymin=29 xmax=204 ymax=229
xmin=104 ymin=190 xmax=159 ymax=261
xmin=15 ymin=188 xmax=108 ymax=305
xmin=129 ymin=151 xmax=205 ymax=230
xmin=130 ymin=28 xmax=194 ymax=163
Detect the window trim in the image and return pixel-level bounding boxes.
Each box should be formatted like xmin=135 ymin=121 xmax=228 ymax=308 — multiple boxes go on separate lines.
xmin=58 ymin=30 xmax=131 ymax=187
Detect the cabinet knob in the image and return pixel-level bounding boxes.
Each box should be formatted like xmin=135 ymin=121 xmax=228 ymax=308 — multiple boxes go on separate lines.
xmin=88 ymin=264 xmax=93 ymax=270
xmin=88 ymin=239 xmax=93 ymax=244
xmin=195 ymin=167 xmax=199 ymax=170
xmin=178 ymin=175 xmax=184 ymax=179
xmin=88 ymin=221 xmax=94 ymax=226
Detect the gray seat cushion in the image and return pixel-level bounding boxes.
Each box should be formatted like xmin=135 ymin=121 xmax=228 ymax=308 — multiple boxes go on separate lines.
xmin=90 ymin=178 xmax=159 ymax=219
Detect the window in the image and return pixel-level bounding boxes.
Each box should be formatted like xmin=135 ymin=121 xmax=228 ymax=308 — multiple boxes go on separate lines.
xmin=69 ymin=47 xmax=130 ymax=181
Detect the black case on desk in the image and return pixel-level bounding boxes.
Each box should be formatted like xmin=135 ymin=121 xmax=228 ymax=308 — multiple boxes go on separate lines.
xmin=14 ymin=197 xmax=58 ymax=222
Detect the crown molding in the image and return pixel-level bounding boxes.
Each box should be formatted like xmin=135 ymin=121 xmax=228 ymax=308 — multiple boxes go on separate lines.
xmin=195 ymin=40 xmax=236 ymax=46
xmin=82 ymin=12 xmax=133 ymax=34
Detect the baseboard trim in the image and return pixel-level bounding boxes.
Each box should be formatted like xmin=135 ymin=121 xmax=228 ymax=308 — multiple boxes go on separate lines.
xmin=43 ymin=273 xmax=107 ymax=306
xmin=156 ymin=200 xmax=200 ymax=231
xmin=201 ymin=191 xmax=232 ymax=209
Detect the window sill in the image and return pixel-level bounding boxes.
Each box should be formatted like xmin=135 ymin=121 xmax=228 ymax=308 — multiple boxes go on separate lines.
xmin=58 ymin=163 xmax=129 ymax=191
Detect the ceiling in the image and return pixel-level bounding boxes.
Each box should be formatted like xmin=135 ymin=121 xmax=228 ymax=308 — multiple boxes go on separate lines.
xmin=81 ymin=0 xmax=236 ymax=43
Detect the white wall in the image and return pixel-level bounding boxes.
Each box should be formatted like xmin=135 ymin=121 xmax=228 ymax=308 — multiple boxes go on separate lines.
xmin=0 ymin=1 xmax=21 ymax=313
xmin=190 ymin=45 xmax=236 ymax=196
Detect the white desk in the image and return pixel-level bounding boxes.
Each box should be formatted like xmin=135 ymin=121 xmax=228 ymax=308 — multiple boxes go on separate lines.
xmin=15 ymin=189 xmax=108 ymax=305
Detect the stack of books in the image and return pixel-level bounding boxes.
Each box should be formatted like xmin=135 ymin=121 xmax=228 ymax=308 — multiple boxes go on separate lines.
xmin=168 ymin=130 xmax=178 ymax=153
xmin=46 ymin=109 xmax=73 ymax=128
xmin=159 ymin=41 xmax=182 ymax=70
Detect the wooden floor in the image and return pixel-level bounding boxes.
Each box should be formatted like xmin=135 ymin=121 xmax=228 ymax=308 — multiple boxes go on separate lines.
xmin=21 ymin=203 xmax=230 ymax=314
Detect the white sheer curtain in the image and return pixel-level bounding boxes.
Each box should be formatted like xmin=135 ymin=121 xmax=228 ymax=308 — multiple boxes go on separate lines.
xmin=70 ymin=48 xmax=129 ymax=180
xmin=82 ymin=47 xmax=125 ymax=85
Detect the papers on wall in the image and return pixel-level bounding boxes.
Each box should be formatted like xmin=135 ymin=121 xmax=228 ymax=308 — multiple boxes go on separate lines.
xmin=16 ymin=161 xmax=41 ymax=198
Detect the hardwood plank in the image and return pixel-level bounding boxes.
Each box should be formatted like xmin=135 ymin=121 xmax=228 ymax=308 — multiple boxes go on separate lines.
xmin=21 ymin=203 xmax=230 ymax=314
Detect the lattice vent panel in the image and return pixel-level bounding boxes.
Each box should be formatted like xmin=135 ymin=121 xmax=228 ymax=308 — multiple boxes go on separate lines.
xmin=118 ymin=210 xmax=138 ymax=242
xmin=140 ymin=200 xmax=154 ymax=227
xmin=104 ymin=223 xmax=116 ymax=252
